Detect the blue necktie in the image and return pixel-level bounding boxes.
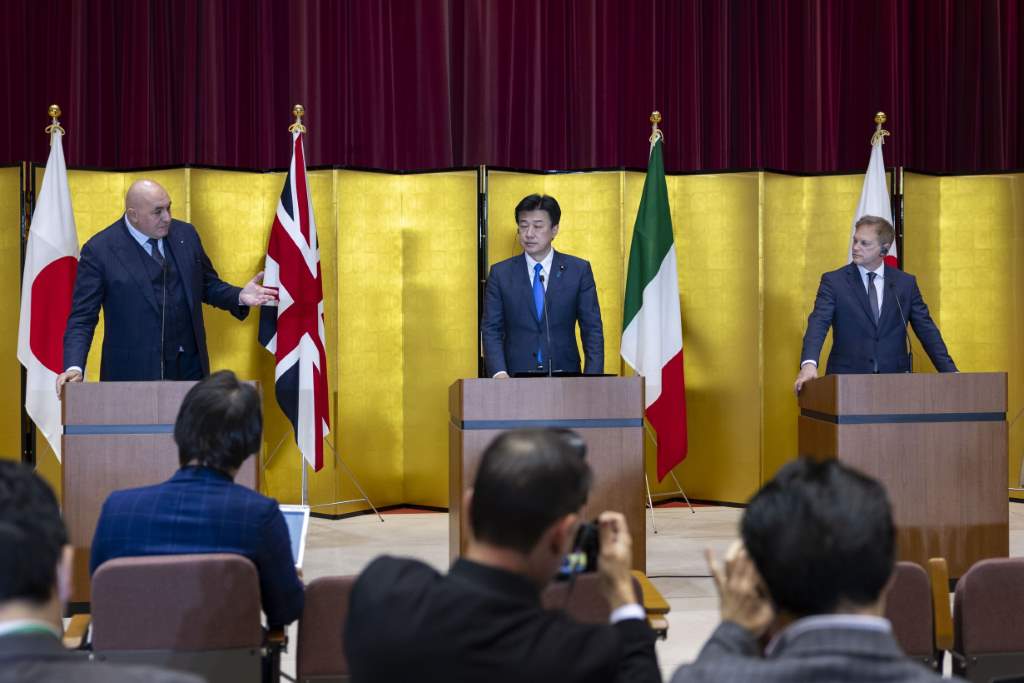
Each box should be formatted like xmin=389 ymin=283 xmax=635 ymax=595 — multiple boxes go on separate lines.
xmin=533 ymin=263 xmax=545 ymax=364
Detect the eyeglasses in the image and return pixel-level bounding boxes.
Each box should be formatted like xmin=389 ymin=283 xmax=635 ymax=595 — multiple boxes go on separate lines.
xmin=517 ymin=225 xmax=552 ymax=234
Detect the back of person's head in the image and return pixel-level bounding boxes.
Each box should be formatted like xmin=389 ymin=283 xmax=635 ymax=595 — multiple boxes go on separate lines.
xmin=470 ymin=429 xmax=591 ymax=554
xmin=514 ymin=194 xmax=562 ymax=226
xmin=0 ymin=461 xmax=67 ymax=605
xmin=175 ymin=370 xmax=262 ymax=471
xmin=741 ymin=457 xmax=895 ymax=617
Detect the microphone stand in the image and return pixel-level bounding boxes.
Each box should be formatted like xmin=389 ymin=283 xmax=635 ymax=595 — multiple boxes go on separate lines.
xmin=160 ymin=256 xmax=167 ymax=380
xmin=888 ymin=280 xmax=913 ymax=372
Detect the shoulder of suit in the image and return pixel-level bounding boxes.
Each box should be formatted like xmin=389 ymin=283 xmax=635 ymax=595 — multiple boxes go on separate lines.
xmin=553 ymin=251 xmax=590 ymax=269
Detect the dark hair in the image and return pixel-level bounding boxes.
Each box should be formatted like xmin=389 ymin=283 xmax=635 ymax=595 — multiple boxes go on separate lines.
xmin=855 ymin=215 xmax=895 ymax=249
xmin=514 ymin=194 xmax=561 ymax=227
xmin=0 ymin=461 xmax=67 ymax=605
xmin=741 ymin=457 xmax=895 ymax=617
xmin=174 ymin=370 xmax=262 ymax=471
xmin=470 ymin=429 xmax=591 ymax=554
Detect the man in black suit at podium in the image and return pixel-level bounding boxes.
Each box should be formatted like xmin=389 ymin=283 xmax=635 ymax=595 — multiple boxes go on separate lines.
xmin=794 ymin=215 xmax=956 ymax=395
xmin=482 ymin=194 xmax=604 ymax=377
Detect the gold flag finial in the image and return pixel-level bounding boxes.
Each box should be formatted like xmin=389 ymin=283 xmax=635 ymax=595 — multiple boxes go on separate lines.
xmin=871 ymin=111 xmax=890 ymax=146
xmin=649 ymin=110 xmax=664 ymax=145
xmin=289 ymin=104 xmax=307 ymax=134
xmin=45 ymin=104 xmax=65 ymax=137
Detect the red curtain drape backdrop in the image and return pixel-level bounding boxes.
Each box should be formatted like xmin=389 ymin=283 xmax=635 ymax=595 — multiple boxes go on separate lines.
xmin=1 ymin=0 xmax=1019 ymax=173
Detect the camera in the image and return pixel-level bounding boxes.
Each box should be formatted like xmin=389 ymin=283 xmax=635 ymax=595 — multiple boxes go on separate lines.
xmin=555 ymin=519 xmax=600 ymax=580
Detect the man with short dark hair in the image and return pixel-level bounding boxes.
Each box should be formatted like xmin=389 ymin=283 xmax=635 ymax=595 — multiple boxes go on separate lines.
xmin=794 ymin=214 xmax=956 ymax=394
xmin=90 ymin=370 xmax=303 ymax=628
xmin=344 ymin=429 xmax=660 ymax=683
xmin=670 ymin=457 xmax=949 ymax=683
xmin=0 ymin=461 xmax=201 ymax=683
xmin=482 ymin=194 xmax=604 ymax=377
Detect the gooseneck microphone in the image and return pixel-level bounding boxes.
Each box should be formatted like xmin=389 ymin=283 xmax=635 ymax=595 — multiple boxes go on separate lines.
xmin=539 ymin=273 xmax=553 ymax=377
xmin=888 ymin=279 xmax=913 ymax=372
xmin=160 ymin=257 xmax=168 ymax=380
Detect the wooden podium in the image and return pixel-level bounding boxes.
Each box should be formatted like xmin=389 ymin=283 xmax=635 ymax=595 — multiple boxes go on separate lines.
xmin=798 ymin=372 xmax=1008 ymax=578
xmin=449 ymin=377 xmax=646 ymax=570
xmin=62 ymin=381 xmax=260 ymax=603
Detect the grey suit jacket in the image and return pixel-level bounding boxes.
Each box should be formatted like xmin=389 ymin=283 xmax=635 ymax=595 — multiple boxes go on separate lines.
xmin=0 ymin=632 xmax=202 ymax=683
xmin=671 ymin=621 xmax=954 ymax=683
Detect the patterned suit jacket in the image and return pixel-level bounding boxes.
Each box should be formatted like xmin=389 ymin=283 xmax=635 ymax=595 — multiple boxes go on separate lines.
xmin=670 ymin=621 xmax=955 ymax=683
xmin=90 ymin=466 xmax=304 ymax=627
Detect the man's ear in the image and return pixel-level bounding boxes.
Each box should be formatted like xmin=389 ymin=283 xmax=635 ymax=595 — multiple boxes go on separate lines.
xmin=56 ymin=545 xmax=73 ymax=606
xmin=547 ymin=512 xmax=578 ymax=555
xmin=551 ymin=224 xmax=559 ymax=238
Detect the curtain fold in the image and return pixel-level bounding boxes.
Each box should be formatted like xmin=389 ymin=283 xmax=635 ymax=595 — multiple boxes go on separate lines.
xmin=5 ymin=0 xmax=1021 ymax=173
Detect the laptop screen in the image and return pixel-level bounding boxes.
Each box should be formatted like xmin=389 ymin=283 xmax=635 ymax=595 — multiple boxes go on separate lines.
xmin=279 ymin=504 xmax=310 ymax=568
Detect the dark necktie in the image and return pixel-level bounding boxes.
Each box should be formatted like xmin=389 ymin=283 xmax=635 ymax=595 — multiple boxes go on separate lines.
xmin=867 ymin=272 xmax=880 ymax=323
xmin=147 ymin=238 xmax=165 ymax=267
xmin=533 ymin=263 xmax=545 ymax=364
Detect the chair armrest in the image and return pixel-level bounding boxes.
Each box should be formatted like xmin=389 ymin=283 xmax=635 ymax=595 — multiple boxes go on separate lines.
xmin=265 ymin=627 xmax=288 ymax=653
xmin=63 ymin=614 xmax=91 ymax=649
xmin=927 ymin=557 xmax=953 ymax=651
xmin=631 ymin=570 xmax=670 ymax=615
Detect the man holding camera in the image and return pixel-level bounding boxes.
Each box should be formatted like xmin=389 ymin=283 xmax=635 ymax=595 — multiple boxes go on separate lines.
xmin=344 ymin=429 xmax=659 ymax=683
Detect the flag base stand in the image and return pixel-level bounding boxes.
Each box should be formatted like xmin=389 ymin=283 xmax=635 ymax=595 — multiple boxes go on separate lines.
xmin=263 ymin=431 xmax=383 ymax=522
xmin=302 ymin=438 xmax=384 ymax=522
xmin=644 ymin=470 xmax=695 ymax=534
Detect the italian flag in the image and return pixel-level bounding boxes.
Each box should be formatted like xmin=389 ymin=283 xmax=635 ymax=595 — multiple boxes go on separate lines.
xmin=621 ymin=135 xmax=687 ymax=481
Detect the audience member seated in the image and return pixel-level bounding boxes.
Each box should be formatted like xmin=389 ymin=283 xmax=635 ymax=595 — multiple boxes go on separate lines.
xmin=344 ymin=428 xmax=660 ymax=683
xmin=90 ymin=370 xmax=304 ymax=628
xmin=0 ymin=461 xmax=201 ymax=683
xmin=671 ymin=457 xmax=955 ymax=683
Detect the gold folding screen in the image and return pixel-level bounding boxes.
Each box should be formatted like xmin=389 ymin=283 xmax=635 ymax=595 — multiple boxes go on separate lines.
xmin=5 ymin=167 xmax=1022 ymax=508
xmin=0 ymin=168 xmax=21 ymax=465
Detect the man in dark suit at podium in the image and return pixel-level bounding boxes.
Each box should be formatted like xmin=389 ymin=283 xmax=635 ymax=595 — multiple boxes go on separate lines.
xmin=0 ymin=461 xmax=200 ymax=683
xmin=794 ymin=215 xmax=956 ymax=395
xmin=482 ymin=194 xmax=604 ymax=377
xmin=57 ymin=179 xmax=276 ymax=390
xmin=345 ymin=429 xmax=659 ymax=683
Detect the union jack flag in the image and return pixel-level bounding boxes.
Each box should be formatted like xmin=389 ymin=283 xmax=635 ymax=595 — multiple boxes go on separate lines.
xmin=259 ymin=130 xmax=330 ymax=471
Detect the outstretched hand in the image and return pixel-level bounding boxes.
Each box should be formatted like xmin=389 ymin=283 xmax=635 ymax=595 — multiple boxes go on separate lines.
xmin=240 ymin=271 xmax=278 ymax=307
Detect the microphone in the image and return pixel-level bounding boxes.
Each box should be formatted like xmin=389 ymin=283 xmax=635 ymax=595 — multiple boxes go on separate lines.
xmin=888 ymin=279 xmax=912 ymax=372
xmin=539 ymin=274 xmax=553 ymax=377
xmin=160 ymin=256 xmax=168 ymax=380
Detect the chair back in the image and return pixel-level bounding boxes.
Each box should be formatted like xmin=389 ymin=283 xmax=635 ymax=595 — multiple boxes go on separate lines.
xmin=953 ymin=557 xmax=1024 ymax=683
xmin=91 ymin=553 xmax=265 ymax=682
xmin=296 ymin=575 xmax=357 ymax=683
xmin=884 ymin=561 xmax=938 ymax=668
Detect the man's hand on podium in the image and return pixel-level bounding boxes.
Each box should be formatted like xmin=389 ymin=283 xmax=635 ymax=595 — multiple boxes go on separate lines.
xmin=793 ymin=363 xmax=817 ymax=396
xmin=56 ymin=368 xmax=83 ymax=397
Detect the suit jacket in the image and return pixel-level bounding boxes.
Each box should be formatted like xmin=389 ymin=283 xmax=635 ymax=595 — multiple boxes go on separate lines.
xmin=0 ymin=631 xmax=202 ymax=683
xmin=63 ymin=217 xmax=247 ymax=381
xmin=670 ymin=621 xmax=951 ymax=683
xmin=90 ymin=466 xmax=304 ymax=628
xmin=482 ymin=251 xmax=604 ymax=376
xmin=800 ymin=264 xmax=956 ymax=374
xmin=345 ymin=556 xmax=660 ymax=683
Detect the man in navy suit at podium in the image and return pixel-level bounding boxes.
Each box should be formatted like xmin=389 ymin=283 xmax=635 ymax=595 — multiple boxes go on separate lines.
xmin=794 ymin=215 xmax=957 ymax=395
xmin=57 ymin=179 xmax=276 ymax=390
xmin=482 ymin=194 xmax=604 ymax=377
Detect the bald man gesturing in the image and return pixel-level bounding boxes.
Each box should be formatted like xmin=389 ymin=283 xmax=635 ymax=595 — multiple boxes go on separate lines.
xmin=57 ymin=180 xmax=275 ymax=391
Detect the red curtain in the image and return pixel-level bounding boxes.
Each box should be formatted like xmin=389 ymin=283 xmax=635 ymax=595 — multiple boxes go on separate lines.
xmin=4 ymin=0 xmax=1021 ymax=173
